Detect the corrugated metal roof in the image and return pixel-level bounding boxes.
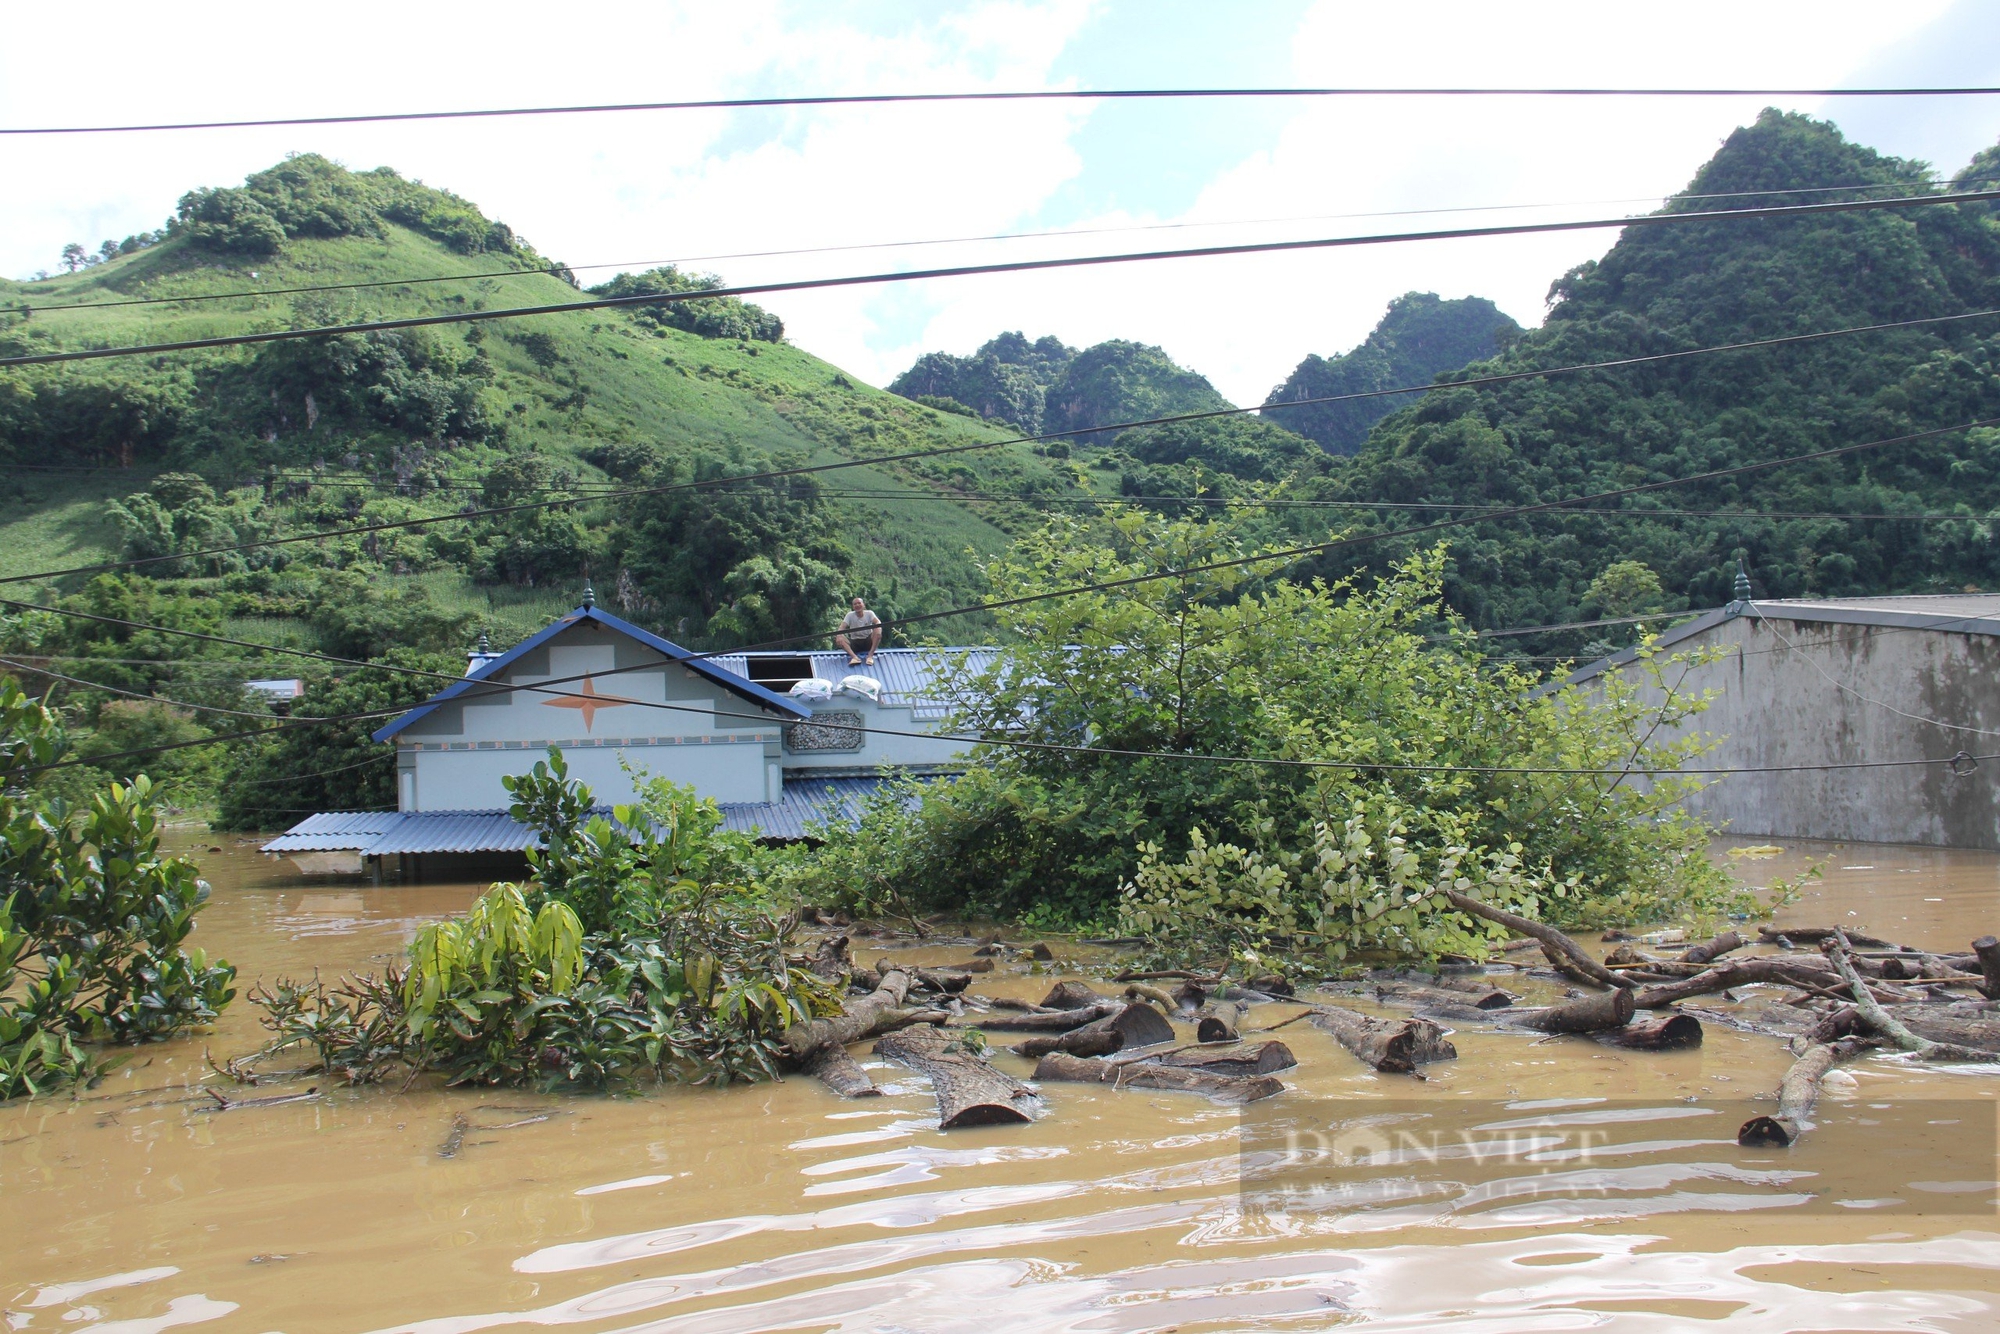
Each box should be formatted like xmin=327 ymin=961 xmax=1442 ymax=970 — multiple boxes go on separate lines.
xmin=261 ymin=811 xmax=400 ymax=851
xmin=262 ymin=778 xmax=914 ymax=856
xmin=712 ymin=648 xmax=1000 ymax=720
xmin=364 ymin=811 xmax=549 ymax=855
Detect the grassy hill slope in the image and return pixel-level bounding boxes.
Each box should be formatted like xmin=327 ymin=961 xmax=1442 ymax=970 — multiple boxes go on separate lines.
xmin=0 ymin=156 xmax=1081 ymax=648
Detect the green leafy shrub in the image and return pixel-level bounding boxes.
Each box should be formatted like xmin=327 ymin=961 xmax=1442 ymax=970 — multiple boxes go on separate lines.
xmin=764 ymin=509 xmax=1750 ymax=959
xmin=588 ymin=267 xmax=784 ymax=342
xmin=0 ymin=682 xmax=236 ymax=1098
xmin=240 ymin=752 xmax=833 ymax=1089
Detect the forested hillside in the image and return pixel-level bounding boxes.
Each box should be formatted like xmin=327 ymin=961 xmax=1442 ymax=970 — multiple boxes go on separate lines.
xmin=889 ymin=332 xmax=1230 ymax=438
xmin=1279 ymin=111 xmax=2000 ymax=656
xmin=1263 ymin=292 xmax=1519 ymax=453
xmin=0 ymin=154 xmax=1077 ymax=820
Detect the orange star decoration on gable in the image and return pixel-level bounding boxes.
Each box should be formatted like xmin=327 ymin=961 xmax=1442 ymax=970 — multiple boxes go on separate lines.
xmin=540 ymin=676 xmax=640 ymax=732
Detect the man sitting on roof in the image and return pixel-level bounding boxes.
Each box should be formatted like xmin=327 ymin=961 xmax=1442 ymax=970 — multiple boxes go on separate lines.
xmin=835 ymin=597 xmax=882 ymax=667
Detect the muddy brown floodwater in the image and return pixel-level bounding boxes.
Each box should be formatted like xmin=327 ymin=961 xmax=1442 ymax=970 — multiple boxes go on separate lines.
xmin=5 ymin=837 xmax=2000 ymax=1332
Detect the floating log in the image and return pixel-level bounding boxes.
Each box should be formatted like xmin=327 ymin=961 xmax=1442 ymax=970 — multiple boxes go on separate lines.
xmin=1513 ymin=987 xmax=1636 ymax=1035
xmin=1197 ymin=1001 xmax=1244 ymax=1044
xmin=801 ymin=1046 xmax=880 ymax=1097
xmin=914 ymin=968 xmax=972 ymax=994
xmin=1009 ymin=1003 xmax=1176 ymax=1059
xmin=1376 ymin=981 xmax=1512 ymax=1012
xmin=1631 ymin=958 xmax=1865 ymax=1009
xmin=1309 ymin=1006 xmax=1456 ymax=1073
xmin=1826 ymin=931 xmax=2000 ymax=1062
xmin=1758 ymin=926 xmax=1896 ymax=948
xmin=1428 ymin=974 xmax=1518 ymax=1004
xmin=1607 ymin=1014 xmax=1703 ymax=1050
xmin=1974 ymin=936 xmax=2000 ymax=1000
xmin=1039 ymin=981 xmax=1102 ymax=1011
xmin=1893 ymin=1012 xmax=2000 ymax=1053
xmin=1113 ymin=969 xmax=1222 ymax=983
xmin=972 ymin=1001 xmax=1122 ymax=1032
xmin=1031 ymin=1051 xmax=1284 ymax=1103
xmin=1123 ymin=982 xmax=1176 ymax=1010
xmin=1737 ymin=1037 xmax=1872 ymax=1147
xmin=784 ymin=967 xmax=914 ymax=1059
xmin=1248 ymin=974 xmax=1295 ymax=998
xmin=1439 ymin=888 xmax=1628 ymax=989
xmin=1147 ymin=1041 xmax=1297 ymax=1076
xmin=1793 ymin=1005 xmax=1862 ymax=1051
xmin=805 ymin=934 xmax=852 ymax=981
xmin=873 ymin=1026 xmax=1041 ymax=1128
xmin=1681 ymin=931 xmax=1746 ymax=966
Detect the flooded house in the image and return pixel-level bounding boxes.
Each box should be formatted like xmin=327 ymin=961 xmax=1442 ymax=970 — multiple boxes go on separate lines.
xmin=1561 ymin=588 xmax=2000 ymax=849
xmin=263 ymin=595 xmax=992 ymax=878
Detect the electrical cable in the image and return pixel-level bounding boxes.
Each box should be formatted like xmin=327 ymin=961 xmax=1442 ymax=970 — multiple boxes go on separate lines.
xmin=3 ymin=302 xmax=1996 ymax=590
xmin=19 ymin=175 xmax=1994 ymax=317
xmin=4 ymin=414 xmax=1999 ymax=778
xmin=8 ymin=187 xmax=1998 ymax=370
xmin=10 ymin=84 xmax=2000 ymax=136
xmin=0 ymin=656 xmax=284 ymax=721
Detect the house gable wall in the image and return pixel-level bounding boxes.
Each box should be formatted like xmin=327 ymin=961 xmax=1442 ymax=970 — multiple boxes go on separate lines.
xmin=396 ymin=621 xmax=783 ymax=810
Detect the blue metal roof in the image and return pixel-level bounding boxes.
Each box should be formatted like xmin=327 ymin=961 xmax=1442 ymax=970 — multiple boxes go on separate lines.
xmin=710 ymin=647 xmax=1000 ymax=721
xmin=371 ymin=604 xmax=810 ymax=743
xmin=261 ymin=777 xmax=915 ymax=855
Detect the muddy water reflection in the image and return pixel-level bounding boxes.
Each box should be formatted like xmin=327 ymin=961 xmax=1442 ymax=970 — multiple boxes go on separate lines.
xmin=4 ymin=838 xmax=1999 ymax=1332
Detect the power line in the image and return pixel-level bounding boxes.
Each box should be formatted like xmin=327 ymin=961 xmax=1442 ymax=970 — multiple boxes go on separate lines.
xmin=19 ymin=176 xmax=1990 ymax=318
xmin=2 ymin=302 xmax=1996 ymax=591
xmin=4 ymin=415 xmax=1995 ymax=757
xmin=8 ymin=188 xmax=1997 ymax=370
xmin=0 ymin=656 xmax=279 ymax=721
xmin=9 ymin=85 xmax=2000 ymax=136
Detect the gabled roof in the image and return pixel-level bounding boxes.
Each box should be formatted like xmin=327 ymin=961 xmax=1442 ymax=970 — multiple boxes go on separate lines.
xmin=1558 ymin=593 xmax=2000 ymax=689
xmin=371 ymin=603 xmax=810 ymax=742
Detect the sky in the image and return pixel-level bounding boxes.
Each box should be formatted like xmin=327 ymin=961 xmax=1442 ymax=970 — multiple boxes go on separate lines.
xmin=4 ymin=0 xmax=1999 ymax=406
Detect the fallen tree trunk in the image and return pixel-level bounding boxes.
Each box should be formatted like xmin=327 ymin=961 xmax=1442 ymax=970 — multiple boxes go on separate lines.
xmin=913 ymin=968 xmax=972 ymax=994
xmin=784 ymin=967 xmax=914 ymax=1058
xmin=972 ymin=1002 xmax=1123 ymax=1032
xmin=1375 ymin=981 xmax=1512 ymax=1012
xmin=1147 ymin=1041 xmax=1297 ymax=1076
xmin=1123 ymin=982 xmax=1177 ymax=1010
xmin=804 ymin=934 xmax=852 ymax=981
xmin=1032 ymin=1051 xmax=1284 ymax=1103
xmin=1759 ymin=926 xmax=1896 ymax=948
xmin=1440 ymin=888 xmax=1628 ymax=989
xmin=1737 ymin=1036 xmax=1873 ymax=1147
xmin=1197 ymin=1001 xmax=1244 ymax=1044
xmin=1607 ymin=1014 xmax=1703 ymax=1050
xmin=1682 ymin=931 xmax=1746 ymax=966
xmin=1827 ymin=931 xmax=2000 ymax=1063
xmin=1513 ymin=987 xmax=1636 ymax=1035
xmin=1008 ymin=1003 xmax=1176 ymax=1059
xmin=1883 ymin=1011 xmax=2000 ymax=1053
xmin=1974 ymin=936 xmax=2000 ymax=1000
xmin=1039 ymin=981 xmax=1103 ymax=1010
xmin=1631 ymin=958 xmax=1866 ymax=1009
xmin=802 ymin=1045 xmax=880 ymax=1097
xmin=874 ymin=1026 xmax=1041 ymax=1127
xmin=1310 ymin=1005 xmax=1456 ymax=1073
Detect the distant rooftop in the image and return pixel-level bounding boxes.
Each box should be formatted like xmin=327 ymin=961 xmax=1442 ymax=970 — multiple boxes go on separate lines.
xmin=1560 ymin=592 xmax=2000 ymax=688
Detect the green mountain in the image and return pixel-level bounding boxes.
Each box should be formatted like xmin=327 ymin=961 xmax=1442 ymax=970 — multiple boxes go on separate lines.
xmin=889 ymin=333 xmax=1231 ymax=440
xmin=1263 ymin=292 xmax=1520 ymax=454
xmin=1275 ymin=111 xmax=2000 ymax=656
xmin=0 ymin=154 xmax=1078 ymax=660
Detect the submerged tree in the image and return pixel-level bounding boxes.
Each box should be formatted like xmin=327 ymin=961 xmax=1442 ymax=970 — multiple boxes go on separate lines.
xmin=763 ymin=508 xmax=1750 ymax=964
xmin=241 ymin=754 xmax=837 ymax=1090
xmin=0 ymin=683 xmax=236 ymax=1100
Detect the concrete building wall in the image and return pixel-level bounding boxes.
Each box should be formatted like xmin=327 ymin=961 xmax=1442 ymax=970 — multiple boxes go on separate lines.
xmin=1593 ymin=612 xmax=2000 ymax=848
